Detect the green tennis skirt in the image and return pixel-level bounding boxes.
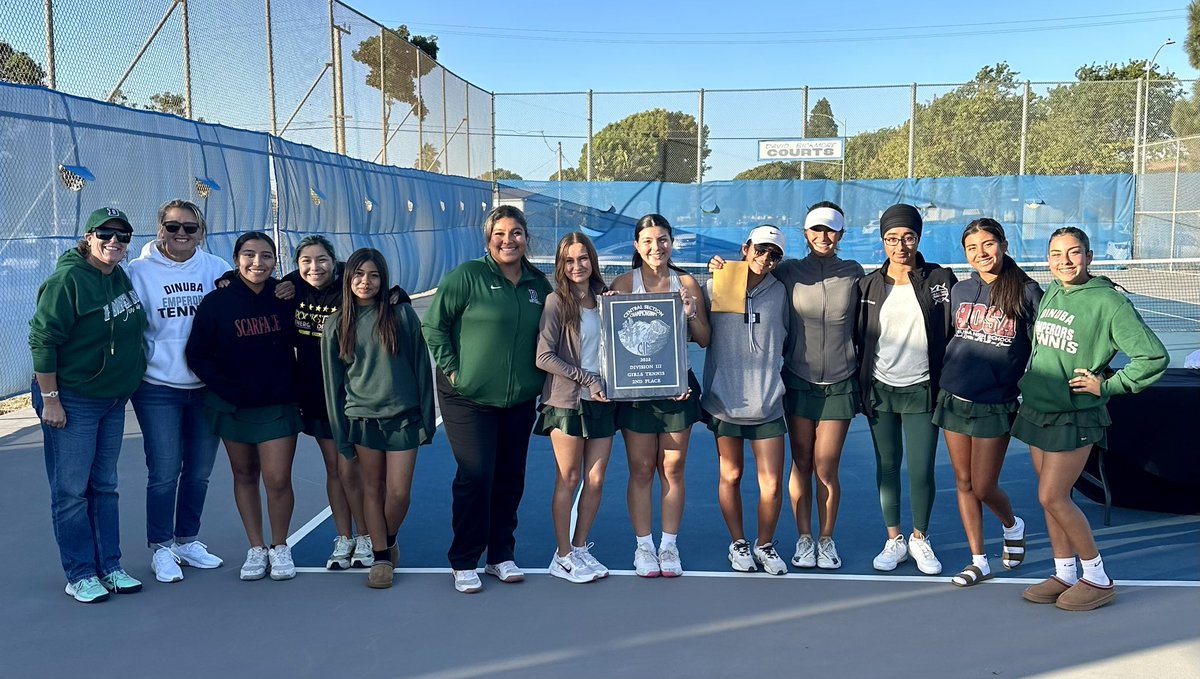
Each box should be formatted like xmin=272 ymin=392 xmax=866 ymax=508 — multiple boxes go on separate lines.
xmin=1011 ymin=404 xmax=1109 ymax=453
xmin=344 ymin=413 xmax=430 ymax=455
xmin=301 ymin=416 xmax=334 ymax=440
xmin=616 ymin=371 xmax=703 ymax=434
xmin=783 ymin=375 xmax=861 ymax=421
xmin=868 ymin=380 xmax=934 ymax=415
xmin=536 ymin=399 xmax=618 ymax=439
xmin=204 ymin=392 xmax=302 ymax=445
xmin=931 ymin=391 xmax=1018 ymax=439
xmin=706 ymin=416 xmax=788 ymax=441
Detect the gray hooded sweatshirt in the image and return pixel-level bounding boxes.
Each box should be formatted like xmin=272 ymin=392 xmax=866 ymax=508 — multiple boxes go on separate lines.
xmin=701 ymin=272 xmax=790 ymax=425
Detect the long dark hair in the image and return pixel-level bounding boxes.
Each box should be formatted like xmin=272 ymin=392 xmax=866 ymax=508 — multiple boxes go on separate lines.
xmin=294 ymin=234 xmax=337 ymax=265
xmin=1049 ymin=226 xmax=1091 ymax=253
xmin=337 ymin=248 xmax=398 ymax=361
xmin=631 ymin=213 xmax=688 ymax=273
xmin=484 ymin=205 xmax=545 ymax=278
xmin=553 ymin=232 xmax=607 ymax=344
xmin=962 ymin=219 xmax=1034 ymax=320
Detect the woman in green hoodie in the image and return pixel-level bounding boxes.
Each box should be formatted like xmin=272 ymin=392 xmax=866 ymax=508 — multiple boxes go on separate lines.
xmin=1013 ymin=227 xmax=1168 ymax=612
xmin=30 ymin=207 xmax=148 ymax=604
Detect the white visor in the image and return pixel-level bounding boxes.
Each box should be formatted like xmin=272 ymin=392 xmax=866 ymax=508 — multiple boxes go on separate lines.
xmin=804 ymin=207 xmax=845 ymax=232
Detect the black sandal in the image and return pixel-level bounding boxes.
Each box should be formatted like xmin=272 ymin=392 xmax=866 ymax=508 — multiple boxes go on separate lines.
xmin=951 ymin=564 xmax=993 ymax=587
xmin=1002 ymin=536 xmax=1026 ymax=570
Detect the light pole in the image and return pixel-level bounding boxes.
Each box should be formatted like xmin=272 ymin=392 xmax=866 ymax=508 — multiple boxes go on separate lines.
xmin=1141 ymin=38 xmax=1175 ymax=173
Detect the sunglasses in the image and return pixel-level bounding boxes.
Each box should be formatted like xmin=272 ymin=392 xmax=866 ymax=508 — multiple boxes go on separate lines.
xmin=93 ymin=230 xmax=133 ymax=244
xmin=753 ymin=244 xmax=783 ymax=263
xmin=162 ymin=221 xmax=201 ymax=235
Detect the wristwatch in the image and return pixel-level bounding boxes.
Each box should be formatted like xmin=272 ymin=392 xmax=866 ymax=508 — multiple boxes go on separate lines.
xmin=41 ymin=391 xmax=59 ymax=399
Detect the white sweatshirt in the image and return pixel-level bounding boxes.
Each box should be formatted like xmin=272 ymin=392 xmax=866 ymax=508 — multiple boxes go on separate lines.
xmin=128 ymin=240 xmax=231 ymax=388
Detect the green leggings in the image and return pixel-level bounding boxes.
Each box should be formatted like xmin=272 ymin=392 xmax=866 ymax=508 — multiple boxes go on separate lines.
xmin=868 ymin=410 xmax=939 ymax=533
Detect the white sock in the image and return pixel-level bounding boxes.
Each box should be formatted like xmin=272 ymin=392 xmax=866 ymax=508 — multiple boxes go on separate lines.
xmin=972 ymin=554 xmax=990 ymax=575
xmin=636 ymin=534 xmax=654 ymax=550
xmin=660 ymin=532 xmax=678 ymax=549
xmin=1054 ymin=557 xmax=1079 ymax=585
xmin=1080 ymin=554 xmax=1111 ymax=587
xmin=1003 ymin=516 xmax=1025 ymax=540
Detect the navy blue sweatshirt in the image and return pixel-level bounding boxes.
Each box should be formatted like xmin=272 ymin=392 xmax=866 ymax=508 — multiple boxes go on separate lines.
xmin=185 ymin=276 xmax=298 ymax=408
xmin=939 ymin=272 xmax=1043 ymax=404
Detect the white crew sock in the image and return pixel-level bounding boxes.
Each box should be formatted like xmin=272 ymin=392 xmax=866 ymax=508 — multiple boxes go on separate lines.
xmin=971 ymin=554 xmax=990 ymax=576
xmin=660 ymin=532 xmax=678 ymax=549
xmin=1080 ymin=554 xmax=1111 ymax=587
xmin=636 ymin=534 xmax=654 ymax=550
xmin=1054 ymin=557 xmax=1079 ymax=585
xmin=1003 ymin=516 xmax=1025 ymax=540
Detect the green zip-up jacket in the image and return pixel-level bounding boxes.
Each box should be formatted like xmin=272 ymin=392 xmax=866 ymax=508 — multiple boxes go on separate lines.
xmin=422 ymin=255 xmax=552 ymax=408
xmin=1018 ymin=275 xmax=1168 ymax=414
xmin=321 ymin=303 xmax=436 ymax=456
xmin=29 ymin=249 xmax=148 ymax=399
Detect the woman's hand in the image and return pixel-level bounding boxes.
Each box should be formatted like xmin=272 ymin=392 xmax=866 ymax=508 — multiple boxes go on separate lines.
xmin=275 ymin=281 xmax=296 ymax=300
xmin=708 ymin=255 xmax=727 ymax=272
xmin=673 ymin=385 xmax=694 ymax=402
xmin=41 ymin=399 xmax=67 ymax=428
xmin=680 ymin=288 xmax=697 ymax=320
xmin=589 ymin=385 xmax=610 ymax=403
xmin=1069 ymin=368 xmax=1103 ymax=397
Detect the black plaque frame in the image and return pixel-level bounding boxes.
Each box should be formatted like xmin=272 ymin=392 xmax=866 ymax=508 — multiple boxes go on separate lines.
xmin=598 ymin=292 xmax=688 ymax=401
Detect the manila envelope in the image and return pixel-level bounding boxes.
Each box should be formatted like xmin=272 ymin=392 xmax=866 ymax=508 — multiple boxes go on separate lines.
xmin=710 ymin=261 xmax=748 ymax=314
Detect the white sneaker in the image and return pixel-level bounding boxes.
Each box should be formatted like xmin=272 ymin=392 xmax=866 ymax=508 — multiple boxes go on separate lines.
xmin=792 ymin=535 xmax=816 ymax=568
xmin=872 ymin=535 xmax=908 ymax=572
xmin=549 ymin=551 xmax=597 ymax=583
xmin=908 ymin=534 xmax=943 ymax=575
xmin=728 ymin=539 xmax=756 ymax=572
xmin=326 ymin=535 xmax=354 ymax=570
xmin=240 ymin=546 xmax=269 ymax=581
xmin=817 ymin=537 xmax=842 ymax=570
xmin=658 ymin=543 xmax=683 ymax=577
xmin=484 ymin=560 xmax=525 ymax=582
xmin=171 ymin=540 xmax=222 ymax=569
xmin=268 ymin=545 xmax=296 ymax=580
xmin=575 ymin=543 xmax=609 ymax=578
xmin=633 ymin=543 xmax=660 ymax=578
xmin=351 ymin=535 xmax=374 ymax=568
xmin=151 ymin=546 xmax=184 ymax=583
xmin=453 ymin=569 xmax=482 ymax=593
xmin=753 ymin=541 xmax=788 ymax=575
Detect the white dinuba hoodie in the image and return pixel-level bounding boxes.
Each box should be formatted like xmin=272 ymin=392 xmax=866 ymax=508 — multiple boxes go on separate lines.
xmin=128 ymin=240 xmax=231 ymax=388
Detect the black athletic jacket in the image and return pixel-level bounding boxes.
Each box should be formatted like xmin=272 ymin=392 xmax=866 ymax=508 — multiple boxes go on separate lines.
xmin=855 ymin=253 xmax=958 ymax=418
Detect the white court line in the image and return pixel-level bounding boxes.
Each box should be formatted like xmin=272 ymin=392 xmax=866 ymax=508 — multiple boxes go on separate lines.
xmin=291 ymin=566 xmax=1200 ymax=587
xmin=286 ymin=415 xmax=444 ymax=547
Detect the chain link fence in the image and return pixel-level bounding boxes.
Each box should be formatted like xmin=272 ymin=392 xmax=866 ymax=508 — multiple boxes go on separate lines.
xmin=495 ymin=79 xmax=1199 ymax=184
xmin=0 ymin=0 xmax=492 ymax=176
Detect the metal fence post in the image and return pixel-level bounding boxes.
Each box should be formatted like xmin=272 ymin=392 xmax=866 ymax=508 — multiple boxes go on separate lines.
xmin=800 ymin=85 xmax=808 ymax=180
xmin=181 ymin=0 xmax=193 ymax=118
xmin=1019 ymin=80 xmax=1029 ymax=176
xmin=1133 ymin=78 xmax=1144 ymax=176
xmin=490 ymin=92 xmax=496 ymax=189
xmin=908 ymin=82 xmax=917 ymax=178
xmin=379 ymin=27 xmax=386 ymax=164
xmin=696 ymin=88 xmax=704 ymax=185
xmin=586 ymin=89 xmax=593 ymax=182
xmin=464 ymin=81 xmax=471 ymax=177
xmin=441 ymin=68 xmax=448 ymax=173
xmin=416 ymin=50 xmax=423 ymax=164
xmin=44 ymin=0 xmax=55 ymax=89
xmin=265 ymin=0 xmax=278 ymax=135
xmin=1170 ymin=140 xmax=1181 ymax=264
xmin=328 ymin=0 xmax=338 ymax=153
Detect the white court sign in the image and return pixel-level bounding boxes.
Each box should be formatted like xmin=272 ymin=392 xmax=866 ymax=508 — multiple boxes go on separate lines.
xmin=757 ymin=138 xmax=844 ymax=162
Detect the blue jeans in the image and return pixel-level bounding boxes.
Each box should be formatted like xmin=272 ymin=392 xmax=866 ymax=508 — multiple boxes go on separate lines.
xmin=131 ymin=382 xmax=220 ymax=547
xmin=33 ymin=383 xmax=127 ymax=582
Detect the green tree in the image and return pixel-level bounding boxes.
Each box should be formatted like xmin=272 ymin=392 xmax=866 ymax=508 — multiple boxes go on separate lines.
xmin=145 ymin=91 xmax=186 ymax=116
xmin=734 ymin=161 xmax=802 ymax=180
xmin=1173 ymin=4 xmax=1200 ymax=140
xmin=1186 ymin=1 xmax=1200 ymax=69
xmin=416 ymin=143 xmax=441 ymax=173
xmin=352 ymin=26 xmax=438 ymax=123
xmin=807 ymin=98 xmax=839 ymax=137
xmin=581 ymin=108 xmax=710 ymax=183
xmin=480 ymin=168 xmax=523 ymax=181
xmin=0 ymin=42 xmax=46 ymax=85
xmin=1030 ymin=61 xmax=1179 ymax=174
xmin=549 ymin=167 xmax=585 ymax=181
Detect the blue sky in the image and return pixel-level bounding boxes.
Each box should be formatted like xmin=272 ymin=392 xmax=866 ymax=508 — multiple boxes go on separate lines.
xmin=351 ymin=1 xmax=1195 ymax=92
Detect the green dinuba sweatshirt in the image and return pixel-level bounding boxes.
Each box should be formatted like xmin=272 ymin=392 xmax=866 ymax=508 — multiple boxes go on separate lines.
xmin=321 ymin=303 xmax=436 ymax=456
xmin=29 ymin=248 xmax=147 ymax=399
xmin=422 ymin=256 xmax=552 ymax=408
xmin=1018 ymin=275 xmax=1168 ymax=414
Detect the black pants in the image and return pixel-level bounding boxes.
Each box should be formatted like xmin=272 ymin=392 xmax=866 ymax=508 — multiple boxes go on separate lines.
xmin=438 ymin=373 xmax=537 ymax=570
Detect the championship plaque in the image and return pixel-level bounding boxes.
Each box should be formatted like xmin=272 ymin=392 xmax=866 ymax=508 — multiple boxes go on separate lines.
xmin=598 ymin=292 xmax=689 ymax=401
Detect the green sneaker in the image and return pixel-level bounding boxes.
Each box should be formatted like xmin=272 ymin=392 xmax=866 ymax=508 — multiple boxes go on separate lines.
xmin=65 ymin=576 xmax=110 ymax=603
xmin=100 ymin=569 xmax=143 ymax=594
